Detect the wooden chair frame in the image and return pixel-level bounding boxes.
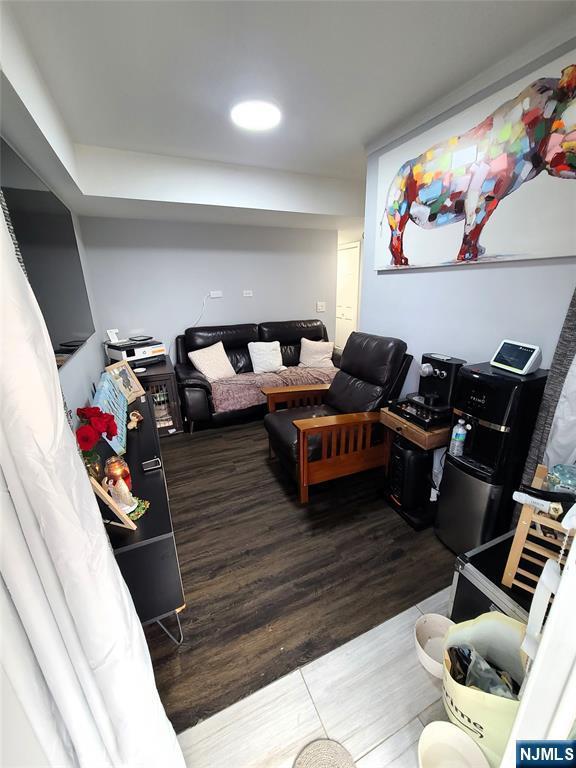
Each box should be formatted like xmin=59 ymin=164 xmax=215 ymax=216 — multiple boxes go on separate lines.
xmin=262 ymin=385 xmax=391 ymax=503
xmin=263 ymin=384 xmax=330 ymax=413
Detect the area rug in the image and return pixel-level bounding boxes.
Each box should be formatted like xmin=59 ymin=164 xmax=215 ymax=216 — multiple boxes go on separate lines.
xmin=293 ymin=739 xmax=356 ymax=768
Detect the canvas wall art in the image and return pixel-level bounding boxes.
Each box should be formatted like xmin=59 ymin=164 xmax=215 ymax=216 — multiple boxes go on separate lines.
xmin=374 ymin=52 xmax=576 ymax=270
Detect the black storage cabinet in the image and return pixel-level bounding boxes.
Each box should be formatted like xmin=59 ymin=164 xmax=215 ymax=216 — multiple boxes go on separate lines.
xmin=97 ymin=395 xmax=185 ymax=634
xmin=135 ymin=358 xmax=183 ymax=437
xmin=449 ymin=532 xmax=532 ymax=624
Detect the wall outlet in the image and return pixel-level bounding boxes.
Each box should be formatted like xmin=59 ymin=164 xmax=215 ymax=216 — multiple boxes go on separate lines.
xmin=243 ymin=289 xmax=253 ymax=297
xmin=210 ymin=290 xmax=223 ymax=298
xmin=316 ymin=300 xmax=326 ymax=313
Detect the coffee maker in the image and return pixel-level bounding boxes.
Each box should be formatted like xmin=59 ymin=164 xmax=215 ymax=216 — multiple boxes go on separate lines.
xmin=435 ymin=362 xmax=547 ymax=553
xmin=390 ymin=353 xmax=466 ymax=430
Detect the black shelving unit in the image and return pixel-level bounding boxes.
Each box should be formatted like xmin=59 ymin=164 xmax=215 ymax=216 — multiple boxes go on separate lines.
xmin=96 ymin=394 xmax=185 ymax=643
xmin=135 ymin=357 xmax=183 ymax=437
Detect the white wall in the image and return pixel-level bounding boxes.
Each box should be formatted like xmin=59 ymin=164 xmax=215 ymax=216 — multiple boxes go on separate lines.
xmin=361 ymin=145 xmax=576 ymax=394
xmin=1 ymin=6 xmax=363 ymax=226
xmin=79 ymin=217 xmax=338 ymax=356
xmin=0 ymin=5 xmax=77 ymax=179
xmin=75 ymin=145 xmax=365 ymax=218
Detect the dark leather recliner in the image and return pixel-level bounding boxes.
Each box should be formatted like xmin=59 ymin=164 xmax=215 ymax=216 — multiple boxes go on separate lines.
xmin=174 ymin=319 xmax=338 ymax=430
xmin=264 ymin=331 xmax=410 ymax=502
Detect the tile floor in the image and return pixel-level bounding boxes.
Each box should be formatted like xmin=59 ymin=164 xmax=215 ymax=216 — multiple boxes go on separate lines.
xmin=178 ymin=587 xmax=451 ymax=768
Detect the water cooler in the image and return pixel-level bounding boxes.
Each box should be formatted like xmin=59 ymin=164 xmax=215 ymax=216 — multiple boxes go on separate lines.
xmin=435 ymin=362 xmax=547 ymax=553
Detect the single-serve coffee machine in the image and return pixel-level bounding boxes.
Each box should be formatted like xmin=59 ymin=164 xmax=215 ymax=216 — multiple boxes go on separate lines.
xmin=390 ymin=353 xmax=466 ymax=430
xmin=435 ymin=362 xmax=548 ymax=553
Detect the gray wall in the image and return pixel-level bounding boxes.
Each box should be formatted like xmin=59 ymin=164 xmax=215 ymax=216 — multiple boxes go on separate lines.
xmin=361 ymin=156 xmax=576 ymax=394
xmin=79 ymin=217 xmax=338 ymax=357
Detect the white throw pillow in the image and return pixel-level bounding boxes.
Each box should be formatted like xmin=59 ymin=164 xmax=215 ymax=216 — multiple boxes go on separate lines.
xmin=299 ymin=337 xmax=335 ymax=368
xmin=248 ymin=341 xmax=285 ymax=374
xmin=188 ymin=341 xmax=236 ymax=382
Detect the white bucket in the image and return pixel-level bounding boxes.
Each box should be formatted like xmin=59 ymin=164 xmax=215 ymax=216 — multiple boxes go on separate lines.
xmin=419 ymin=721 xmax=490 ymax=768
xmin=415 ymin=613 xmax=454 ymax=678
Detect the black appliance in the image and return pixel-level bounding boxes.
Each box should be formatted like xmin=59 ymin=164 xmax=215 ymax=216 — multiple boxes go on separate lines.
xmin=387 ymin=436 xmax=433 ymax=529
xmin=390 ymin=353 xmax=466 ymax=430
xmin=435 ymin=362 xmax=548 ymax=554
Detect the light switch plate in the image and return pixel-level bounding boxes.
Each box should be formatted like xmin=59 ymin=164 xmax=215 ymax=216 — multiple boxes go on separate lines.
xmin=316 ymin=301 xmax=326 ymax=313
xmin=210 ymin=290 xmax=223 ymax=298
xmin=243 ymin=290 xmax=253 ymax=297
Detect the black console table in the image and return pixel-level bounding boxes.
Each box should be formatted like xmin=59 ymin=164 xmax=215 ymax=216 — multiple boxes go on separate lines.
xmin=96 ymin=394 xmax=185 ymax=643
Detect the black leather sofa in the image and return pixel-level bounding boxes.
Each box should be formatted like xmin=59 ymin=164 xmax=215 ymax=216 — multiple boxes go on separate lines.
xmin=175 ymin=319 xmax=337 ymax=430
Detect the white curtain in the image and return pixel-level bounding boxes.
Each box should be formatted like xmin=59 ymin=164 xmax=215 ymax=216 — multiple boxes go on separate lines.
xmin=0 ymin=215 xmax=185 ymax=767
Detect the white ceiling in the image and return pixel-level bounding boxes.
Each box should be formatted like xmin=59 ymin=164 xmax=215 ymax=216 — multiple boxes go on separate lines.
xmin=8 ymin=0 xmax=575 ymax=181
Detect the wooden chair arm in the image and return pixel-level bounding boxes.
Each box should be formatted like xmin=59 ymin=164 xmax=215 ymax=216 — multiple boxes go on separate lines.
xmin=293 ymin=412 xmax=380 ymax=432
xmin=292 ymin=411 xmax=389 ymax=502
xmin=262 ymin=384 xmax=330 ymax=413
xmin=261 ymin=384 xmax=330 ymax=397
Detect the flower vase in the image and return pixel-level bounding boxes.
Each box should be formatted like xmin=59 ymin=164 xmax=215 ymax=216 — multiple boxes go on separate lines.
xmin=84 ymin=451 xmax=103 ymax=482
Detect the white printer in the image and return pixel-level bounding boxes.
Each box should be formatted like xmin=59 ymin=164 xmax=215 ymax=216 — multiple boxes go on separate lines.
xmin=105 ymin=336 xmax=167 ymax=367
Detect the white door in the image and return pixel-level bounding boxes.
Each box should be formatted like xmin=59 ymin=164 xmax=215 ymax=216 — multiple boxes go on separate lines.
xmin=335 ymin=241 xmax=361 ymax=351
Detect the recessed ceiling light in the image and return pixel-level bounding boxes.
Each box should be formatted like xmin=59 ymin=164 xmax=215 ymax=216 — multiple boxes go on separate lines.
xmin=230 ymin=100 xmax=282 ymax=131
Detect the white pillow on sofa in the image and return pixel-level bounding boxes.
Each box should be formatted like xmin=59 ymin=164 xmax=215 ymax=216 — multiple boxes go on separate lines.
xmin=188 ymin=341 xmax=236 ymax=382
xmin=299 ymin=337 xmax=335 ymax=368
xmin=248 ymin=341 xmax=285 ymax=374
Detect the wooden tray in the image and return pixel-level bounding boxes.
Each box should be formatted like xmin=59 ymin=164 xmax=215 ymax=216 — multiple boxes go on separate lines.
xmin=380 ymin=407 xmax=451 ymax=451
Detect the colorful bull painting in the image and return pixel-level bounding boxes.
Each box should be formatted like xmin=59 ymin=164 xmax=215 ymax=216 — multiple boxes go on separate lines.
xmin=383 ymin=65 xmax=576 ymax=266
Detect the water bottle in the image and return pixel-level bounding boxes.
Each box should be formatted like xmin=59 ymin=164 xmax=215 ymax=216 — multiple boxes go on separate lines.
xmin=449 ymin=419 xmax=467 ymax=457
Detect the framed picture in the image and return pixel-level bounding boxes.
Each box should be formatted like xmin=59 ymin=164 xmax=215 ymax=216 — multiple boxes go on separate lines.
xmin=374 ymin=52 xmax=576 ymax=270
xmin=105 ymin=360 xmax=145 ymax=404
xmin=93 ymin=372 xmax=128 ymax=455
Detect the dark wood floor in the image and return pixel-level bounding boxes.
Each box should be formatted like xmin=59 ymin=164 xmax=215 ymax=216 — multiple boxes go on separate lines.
xmin=145 ymin=421 xmax=455 ymax=734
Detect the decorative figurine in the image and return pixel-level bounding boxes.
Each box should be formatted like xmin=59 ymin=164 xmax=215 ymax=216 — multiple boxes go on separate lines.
xmin=127 ymin=410 xmax=144 ymax=430
xmin=101 ymin=476 xmax=138 ymax=513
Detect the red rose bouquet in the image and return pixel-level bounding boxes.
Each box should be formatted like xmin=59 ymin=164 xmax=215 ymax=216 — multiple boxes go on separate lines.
xmin=76 ymin=407 xmax=118 ymax=479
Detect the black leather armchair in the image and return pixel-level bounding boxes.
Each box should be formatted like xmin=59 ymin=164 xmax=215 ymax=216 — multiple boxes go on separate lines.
xmin=263 ymin=332 xmax=410 ymax=502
